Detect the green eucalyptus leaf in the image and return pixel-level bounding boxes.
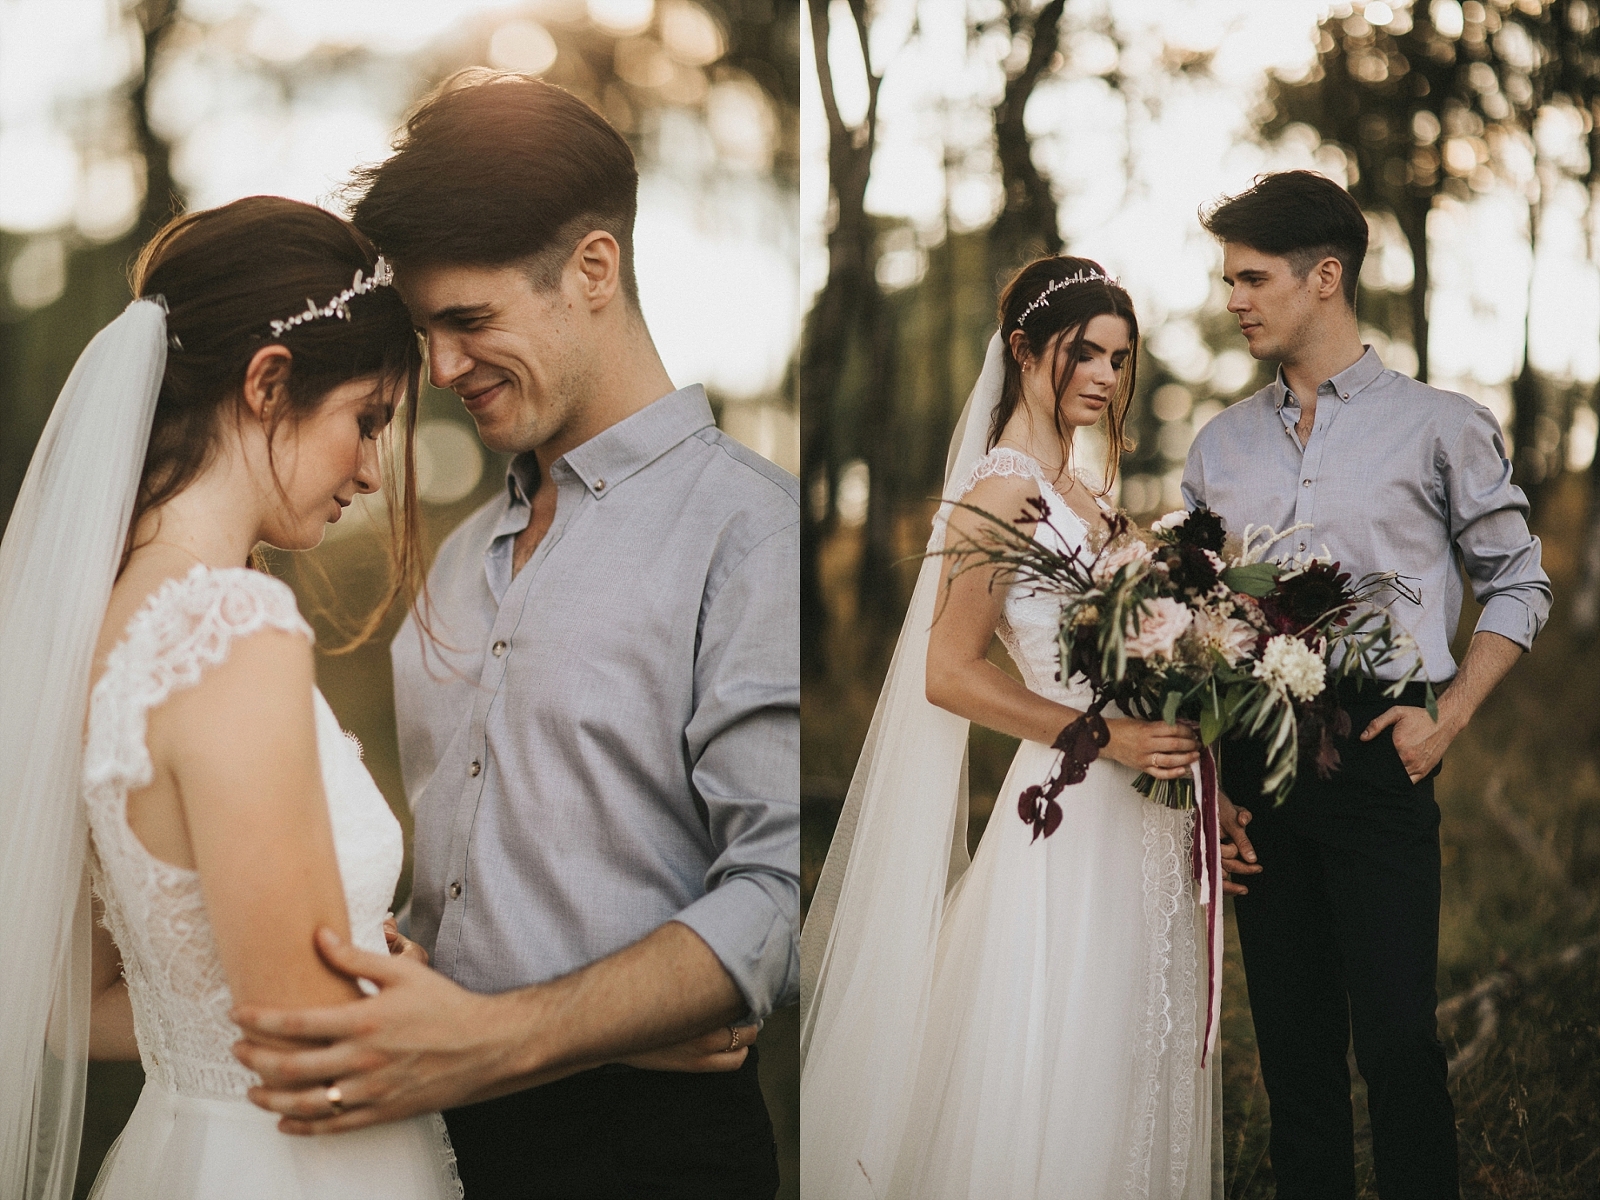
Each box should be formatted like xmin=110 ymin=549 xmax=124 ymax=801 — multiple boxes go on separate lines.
xmin=1221 ymin=563 xmax=1279 ymax=597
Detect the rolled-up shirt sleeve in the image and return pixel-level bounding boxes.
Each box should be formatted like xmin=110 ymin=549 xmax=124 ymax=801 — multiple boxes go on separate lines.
xmin=1444 ymin=404 xmax=1551 ymax=649
xmin=673 ymin=520 xmax=801 ymax=1018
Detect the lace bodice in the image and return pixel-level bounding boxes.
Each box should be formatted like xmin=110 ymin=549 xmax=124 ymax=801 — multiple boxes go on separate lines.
xmin=83 ymin=566 xmax=403 ymax=1100
xmin=943 ymin=447 xmax=1099 ymax=709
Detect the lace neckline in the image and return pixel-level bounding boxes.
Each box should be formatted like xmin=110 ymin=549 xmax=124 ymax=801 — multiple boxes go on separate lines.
xmin=985 ymin=446 xmax=1105 ymax=531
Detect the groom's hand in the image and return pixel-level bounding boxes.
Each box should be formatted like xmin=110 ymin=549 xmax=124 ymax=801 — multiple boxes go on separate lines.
xmin=619 ymin=1023 xmax=759 ymax=1072
xmin=232 ymin=927 xmax=518 ymax=1135
xmin=1217 ymin=789 xmax=1259 ymax=897
xmin=1361 ymin=705 xmax=1452 ymax=783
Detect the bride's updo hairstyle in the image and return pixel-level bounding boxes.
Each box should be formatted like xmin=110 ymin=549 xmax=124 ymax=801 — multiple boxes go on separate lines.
xmin=126 ymin=195 xmax=425 ymax=644
xmin=992 ymin=255 xmax=1139 ymax=496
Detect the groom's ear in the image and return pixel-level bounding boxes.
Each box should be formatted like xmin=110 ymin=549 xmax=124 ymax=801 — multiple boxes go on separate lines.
xmin=568 ymin=230 xmax=623 ymax=314
xmin=1311 ymin=255 xmax=1347 ymax=305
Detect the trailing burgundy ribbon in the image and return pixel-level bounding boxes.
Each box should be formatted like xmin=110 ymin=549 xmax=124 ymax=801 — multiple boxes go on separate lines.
xmin=1191 ymin=746 xmax=1223 ymax=1070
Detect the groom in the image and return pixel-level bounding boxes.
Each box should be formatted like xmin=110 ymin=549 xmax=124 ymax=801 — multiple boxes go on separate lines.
xmin=1186 ymin=171 xmax=1549 ymax=1198
xmin=231 ymin=74 xmax=799 ymax=1198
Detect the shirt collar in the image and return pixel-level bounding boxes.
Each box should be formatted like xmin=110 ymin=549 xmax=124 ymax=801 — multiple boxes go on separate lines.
xmin=1271 ymin=345 xmax=1386 ymax=410
xmin=502 ymin=384 xmax=716 ymax=506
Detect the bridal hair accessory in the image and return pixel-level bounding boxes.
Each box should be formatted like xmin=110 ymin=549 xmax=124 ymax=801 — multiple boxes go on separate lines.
xmin=1015 ymin=268 xmax=1119 ymax=328
xmin=266 ymin=257 xmax=394 ymax=338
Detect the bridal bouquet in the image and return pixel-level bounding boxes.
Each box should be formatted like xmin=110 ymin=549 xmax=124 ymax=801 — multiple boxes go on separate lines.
xmin=940 ymin=497 xmax=1430 ymax=839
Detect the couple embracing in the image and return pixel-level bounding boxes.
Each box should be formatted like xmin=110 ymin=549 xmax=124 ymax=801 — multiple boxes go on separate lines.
xmin=801 ymin=170 xmax=1549 ymax=1198
xmin=1 ymin=74 xmax=799 ymax=1200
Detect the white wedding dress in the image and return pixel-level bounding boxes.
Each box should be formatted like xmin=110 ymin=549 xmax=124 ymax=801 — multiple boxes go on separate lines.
xmin=81 ymin=565 xmax=462 ymax=1200
xmin=806 ymin=447 xmax=1219 ymax=1198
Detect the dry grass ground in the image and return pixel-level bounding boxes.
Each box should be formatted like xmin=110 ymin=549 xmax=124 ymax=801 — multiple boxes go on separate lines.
xmin=802 ymin=475 xmax=1600 ymax=1198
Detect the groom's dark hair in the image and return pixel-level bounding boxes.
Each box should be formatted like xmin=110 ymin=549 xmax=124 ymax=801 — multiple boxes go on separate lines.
xmin=348 ymin=71 xmax=641 ymax=305
xmin=1200 ymin=171 xmax=1368 ymax=309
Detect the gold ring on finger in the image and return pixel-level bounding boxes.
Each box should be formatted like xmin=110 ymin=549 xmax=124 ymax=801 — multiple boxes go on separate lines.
xmin=325 ymin=1084 xmax=345 ymax=1115
xmin=724 ymin=1026 xmax=743 ymax=1053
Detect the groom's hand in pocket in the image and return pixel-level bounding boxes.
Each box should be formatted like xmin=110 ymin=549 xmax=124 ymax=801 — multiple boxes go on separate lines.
xmin=1361 ymin=706 xmax=1449 ymax=784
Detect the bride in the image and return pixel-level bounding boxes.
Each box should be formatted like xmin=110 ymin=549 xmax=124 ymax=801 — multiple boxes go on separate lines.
xmin=0 ymin=196 xmax=461 ymax=1199
xmin=800 ymin=256 xmax=1224 ymax=1197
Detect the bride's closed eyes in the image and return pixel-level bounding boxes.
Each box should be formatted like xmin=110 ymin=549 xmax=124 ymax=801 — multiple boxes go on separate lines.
xmin=357 ymin=403 xmax=395 ymax=441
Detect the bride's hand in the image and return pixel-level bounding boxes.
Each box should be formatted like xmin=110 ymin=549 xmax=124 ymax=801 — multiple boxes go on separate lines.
xmin=617 ymin=1024 xmax=759 ymax=1073
xmin=382 ymin=916 xmax=429 ymax=967
xmin=1101 ymin=718 xmax=1199 ymax=780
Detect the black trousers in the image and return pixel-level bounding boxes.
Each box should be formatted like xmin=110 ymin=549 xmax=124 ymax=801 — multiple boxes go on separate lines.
xmin=442 ymin=1048 xmax=779 ymax=1200
xmin=1223 ymin=682 xmax=1458 ymax=1200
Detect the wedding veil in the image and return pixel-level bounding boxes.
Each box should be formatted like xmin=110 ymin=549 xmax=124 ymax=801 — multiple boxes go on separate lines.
xmin=798 ymin=332 xmax=1003 ymax=1197
xmin=0 ymin=300 xmax=167 ymax=1200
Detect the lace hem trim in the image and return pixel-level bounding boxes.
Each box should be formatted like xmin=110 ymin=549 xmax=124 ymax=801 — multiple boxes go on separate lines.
xmin=430 ymin=1113 xmax=467 ymax=1200
xmin=1122 ymin=804 xmax=1200 ymax=1195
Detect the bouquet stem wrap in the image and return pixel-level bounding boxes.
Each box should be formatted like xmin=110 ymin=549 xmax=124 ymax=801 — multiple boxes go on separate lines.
xmin=1191 ymin=747 xmax=1222 ymax=1070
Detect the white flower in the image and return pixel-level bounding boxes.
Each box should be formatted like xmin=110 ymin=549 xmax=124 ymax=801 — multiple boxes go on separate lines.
xmin=1192 ymin=608 xmax=1258 ymax=667
xmin=1125 ymin=596 xmax=1193 ymax=661
xmin=1092 ymin=538 xmax=1153 ymax=584
xmin=1151 ymin=510 xmax=1189 ymax=534
xmin=1253 ymin=635 xmax=1327 ymax=701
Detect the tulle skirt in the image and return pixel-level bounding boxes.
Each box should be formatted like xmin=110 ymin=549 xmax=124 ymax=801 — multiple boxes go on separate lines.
xmin=886 ymin=739 xmax=1220 ymax=1200
xmin=88 ymin=1081 xmax=462 ymax=1200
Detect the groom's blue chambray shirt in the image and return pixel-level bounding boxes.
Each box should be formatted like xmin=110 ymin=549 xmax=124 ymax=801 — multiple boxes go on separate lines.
xmin=393 ymin=385 xmax=800 ymax=1017
xmin=1182 ymin=347 xmax=1550 ymax=682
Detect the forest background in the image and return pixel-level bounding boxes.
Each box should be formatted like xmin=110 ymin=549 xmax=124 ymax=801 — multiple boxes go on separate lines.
xmin=800 ymin=0 xmax=1600 ymax=1195
xmin=0 ymin=0 xmax=801 ymax=1196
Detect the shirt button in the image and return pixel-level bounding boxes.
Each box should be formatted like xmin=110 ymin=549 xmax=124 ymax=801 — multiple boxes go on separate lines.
xmin=492 ymin=640 xmax=507 ymax=657
xmin=468 ymin=759 xmax=481 ymax=777
xmin=594 ymin=478 xmax=606 ymax=492
xmin=1341 ymin=392 xmax=1350 ymax=399
xmin=1302 ymin=479 xmax=1311 ymax=487
xmin=448 ymin=881 xmax=462 ymax=900
xmin=1298 ymin=542 xmax=1307 ymax=552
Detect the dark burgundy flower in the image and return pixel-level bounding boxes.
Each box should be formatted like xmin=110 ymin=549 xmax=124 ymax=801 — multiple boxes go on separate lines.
xmin=1298 ymin=699 xmax=1351 ymax=779
xmin=1271 ymin=561 xmax=1354 ymax=628
xmin=1254 ymin=595 xmax=1302 ymax=637
xmin=1174 ymin=506 xmax=1227 ymax=554
xmin=1168 ymin=544 xmax=1219 ymax=595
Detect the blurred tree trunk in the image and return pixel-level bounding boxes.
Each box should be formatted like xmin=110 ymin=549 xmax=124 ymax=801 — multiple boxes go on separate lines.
xmin=855 ymin=287 xmax=899 ymax=630
xmin=800 ymin=0 xmax=882 ymax=674
xmin=988 ymin=0 xmax=1065 ymax=280
xmin=1395 ymin=197 xmax=1429 ymax=382
xmin=131 ymin=0 xmax=182 ymax=240
xmin=1574 ymin=374 xmax=1600 ymax=639
xmin=1512 ymin=185 xmax=1545 ymax=505
xmin=1539 ymin=0 xmax=1600 ymax=631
